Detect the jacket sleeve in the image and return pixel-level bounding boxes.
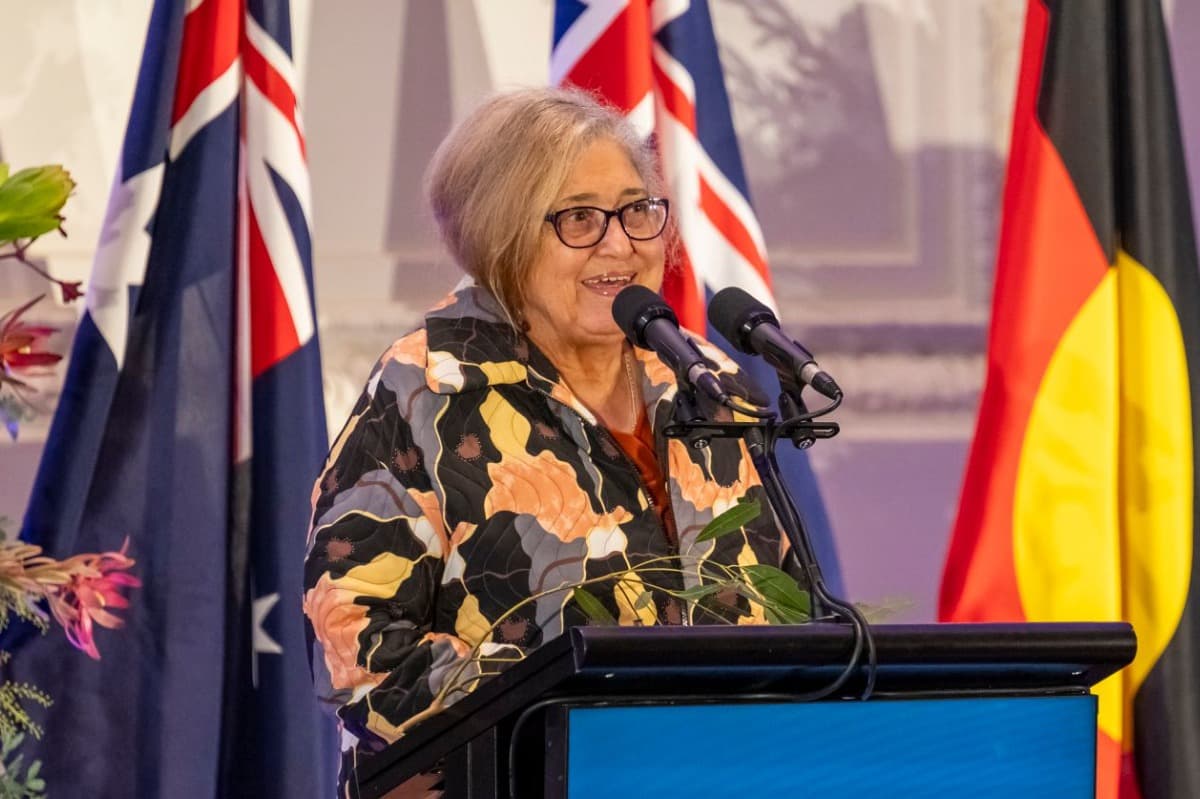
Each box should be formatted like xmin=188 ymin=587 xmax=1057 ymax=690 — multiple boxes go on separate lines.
xmin=302 ymin=358 xmax=521 ymax=748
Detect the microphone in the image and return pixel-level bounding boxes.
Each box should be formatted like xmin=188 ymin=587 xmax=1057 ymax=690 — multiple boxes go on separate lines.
xmin=612 ymin=285 xmax=729 ymax=404
xmin=708 ymin=287 xmax=842 ymax=400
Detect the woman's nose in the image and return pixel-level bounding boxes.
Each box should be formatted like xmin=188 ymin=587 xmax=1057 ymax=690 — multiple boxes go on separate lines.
xmin=594 ymin=214 xmax=635 ymax=256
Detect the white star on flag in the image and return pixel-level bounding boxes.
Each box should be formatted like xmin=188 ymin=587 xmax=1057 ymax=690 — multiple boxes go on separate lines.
xmin=87 ymin=161 xmax=163 ymax=369
xmin=252 ymin=592 xmax=282 ymax=688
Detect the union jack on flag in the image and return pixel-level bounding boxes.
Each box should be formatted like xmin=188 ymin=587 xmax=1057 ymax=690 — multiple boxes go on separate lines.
xmin=552 ymin=0 xmax=772 ymax=331
xmin=17 ymin=0 xmax=335 ymax=795
xmin=552 ymin=0 xmax=843 ymax=589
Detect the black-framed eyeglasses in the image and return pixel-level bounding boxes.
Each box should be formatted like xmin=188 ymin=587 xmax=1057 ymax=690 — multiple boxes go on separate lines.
xmin=544 ymin=197 xmax=670 ymax=248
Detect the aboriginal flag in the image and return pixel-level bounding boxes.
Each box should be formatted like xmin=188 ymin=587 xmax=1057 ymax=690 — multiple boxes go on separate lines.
xmin=939 ymin=2 xmax=1200 ymax=797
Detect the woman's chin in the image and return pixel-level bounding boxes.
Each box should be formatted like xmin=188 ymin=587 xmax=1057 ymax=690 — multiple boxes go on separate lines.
xmin=571 ymin=320 xmax=628 ymax=349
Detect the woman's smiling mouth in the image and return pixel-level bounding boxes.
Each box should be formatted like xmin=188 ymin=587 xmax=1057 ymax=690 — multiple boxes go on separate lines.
xmin=581 ymin=271 xmax=635 ymax=296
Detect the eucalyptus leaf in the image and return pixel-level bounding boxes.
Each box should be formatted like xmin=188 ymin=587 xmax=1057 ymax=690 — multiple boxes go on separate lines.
xmin=670 ymin=582 xmax=728 ymax=602
xmin=632 ymin=590 xmax=655 ymax=611
xmin=0 ymin=165 xmax=74 ymax=243
xmin=572 ymin=587 xmax=617 ymax=626
xmin=739 ymin=564 xmax=811 ymax=624
xmin=761 ymin=606 xmax=787 ymax=626
xmin=853 ymin=596 xmax=915 ymax=623
xmin=695 ymin=498 xmax=761 ymax=543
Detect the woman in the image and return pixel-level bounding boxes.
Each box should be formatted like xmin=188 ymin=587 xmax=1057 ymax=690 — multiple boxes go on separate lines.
xmin=302 ymin=87 xmax=788 ymax=794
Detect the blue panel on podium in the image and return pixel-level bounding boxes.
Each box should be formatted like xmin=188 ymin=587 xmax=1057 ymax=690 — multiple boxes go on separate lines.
xmin=565 ymin=696 xmax=1095 ymax=798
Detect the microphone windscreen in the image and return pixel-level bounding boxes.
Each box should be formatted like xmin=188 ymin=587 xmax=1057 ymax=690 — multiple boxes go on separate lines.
xmin=612 ymin=284 xmax=673 ymax=347
xmin=707 ymin=286 xmax=771 ymax=352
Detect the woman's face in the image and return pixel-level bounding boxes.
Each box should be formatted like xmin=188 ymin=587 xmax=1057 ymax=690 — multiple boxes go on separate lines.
xmin=522 ymin=138 xmax=666 ymax=357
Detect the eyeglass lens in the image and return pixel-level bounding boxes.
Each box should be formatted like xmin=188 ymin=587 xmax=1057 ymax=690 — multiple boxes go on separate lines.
xmin=555 ymin=200 xmax=667 ymax=246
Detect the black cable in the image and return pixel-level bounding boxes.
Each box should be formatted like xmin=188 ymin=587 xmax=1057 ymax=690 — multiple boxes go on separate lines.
xmin=771 ymin=478 xmax=877 ymax=702
xmin=751 ymin=393 xmax=878 ymax=702
xmin=722 ymin=393 xmax=778 ymax=419
xmin=774 ymin=390 xmax=842 ymax=431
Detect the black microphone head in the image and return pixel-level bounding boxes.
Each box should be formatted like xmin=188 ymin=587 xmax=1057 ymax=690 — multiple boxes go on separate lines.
xmin=612 ymin=285 xmax=676 ymax=349
xmin=708 ymin=286 xmax=777 ymax=353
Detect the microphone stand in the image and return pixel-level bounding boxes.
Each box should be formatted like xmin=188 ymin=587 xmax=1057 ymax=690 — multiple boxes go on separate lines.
xmin=664 ymin=387 xmax=838 ymax=617
xmin=767 ymin=374 xmax=836 ymax=616
xmin=664 ymin=384 xmax=877 ymax=699
xmin=743 ymin=424 xmax=829 ymax=619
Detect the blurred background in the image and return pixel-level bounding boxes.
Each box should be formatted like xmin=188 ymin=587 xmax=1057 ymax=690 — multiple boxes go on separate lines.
xmin=3 ymin=0 xmax=1199 ymax=623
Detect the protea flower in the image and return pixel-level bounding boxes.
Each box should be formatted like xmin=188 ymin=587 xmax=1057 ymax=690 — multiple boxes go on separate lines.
xmin=0 ymin=295 xmax=60 ymax=387
xmin=42 ymin=541 xmax=141 ymax=660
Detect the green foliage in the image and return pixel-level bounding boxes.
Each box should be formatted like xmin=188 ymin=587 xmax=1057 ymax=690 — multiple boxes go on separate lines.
xmin=0 ymin=165 xmax=74 ymax=245
xmin=0 ymin=731 xmax=47 ymax=799
xmin=562 ymin=498 xmax=812 ymax=627
xmin=854 ymin=595 xmax=915 ymax=623
xmin=0 ymin=654 xmax=48 ymax=744
xmin=670 ymin=582 xmax=727 ymax=602
xmin=695 ymin=498 xmax=761 ymax=543
xmin=0 ymin=585 xmax=49 ymax=636
xmin=0 ymin=162 xmax=83 ymax=797
xmin=737 ymin=563 xmax=811 ymax=624
xmin=571 ymin=587 xmax=617 ymax=625
xmin=431 ymin=496 xmax=814 ymax=719
xmin=0 ymin=528 xmax=47 ymax=636
xmin=0 ymin=527 xmax=52 ymax=785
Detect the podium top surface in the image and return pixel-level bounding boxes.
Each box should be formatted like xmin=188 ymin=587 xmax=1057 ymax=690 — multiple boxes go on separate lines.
xmin=357 ymin=622 xmax=1135 ymax=791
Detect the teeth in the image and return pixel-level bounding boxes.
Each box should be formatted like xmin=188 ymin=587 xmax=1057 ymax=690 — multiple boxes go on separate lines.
xmin=585 ymin=274 xmax=632 ymax=286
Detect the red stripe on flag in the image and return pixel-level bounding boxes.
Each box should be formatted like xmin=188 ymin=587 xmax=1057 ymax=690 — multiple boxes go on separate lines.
xmin=1095 ymin=729 xmax=1144 ymax=799
xmin=938 ymin=0 xmax=1109 ymax=622
xmin=662 ymin=243 xmax=705 ymax=332
xmin=242 ymin=35 xmax=307 ymax=160
xmin=247 ymin=206 xmax=301 ymax=377
xmin=564 ymin=6 xmax=653 ymax=114
xmin=650 ymin=57 xmax=696 ymax=131
xmin=172 ymin=0 xmax=241 ymax=125
xmin=698 ymin=175 xmax=771 ymax=288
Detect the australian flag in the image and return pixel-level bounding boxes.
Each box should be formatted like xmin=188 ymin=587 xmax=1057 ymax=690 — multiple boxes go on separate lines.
xmin=552 ymin=0 xmax=844 ymax=591
xmin=14 ymin=0 xmax=335 ymax=795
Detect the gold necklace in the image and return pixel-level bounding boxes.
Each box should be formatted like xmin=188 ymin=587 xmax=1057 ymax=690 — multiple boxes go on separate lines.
xmin=623 ymin=348 xmax=639 ymax=428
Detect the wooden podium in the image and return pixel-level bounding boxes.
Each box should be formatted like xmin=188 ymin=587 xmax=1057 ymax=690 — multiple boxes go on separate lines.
xmin=353 ymin=622 xmax=1135 ymax=798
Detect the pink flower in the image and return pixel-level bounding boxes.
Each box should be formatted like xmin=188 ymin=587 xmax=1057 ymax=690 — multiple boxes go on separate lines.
xmin=44 ymin=540 xmax=142 ymax=660
xmin=0 ymin=295 xmax=60 ymax=385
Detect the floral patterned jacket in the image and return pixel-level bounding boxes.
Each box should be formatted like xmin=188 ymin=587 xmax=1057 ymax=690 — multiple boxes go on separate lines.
xmin=302 ymin=282 xmax=789 ymax=788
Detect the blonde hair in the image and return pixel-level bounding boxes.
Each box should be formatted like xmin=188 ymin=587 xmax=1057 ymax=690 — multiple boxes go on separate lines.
xmin=425 ymin=86 xmax=667 ymax=329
